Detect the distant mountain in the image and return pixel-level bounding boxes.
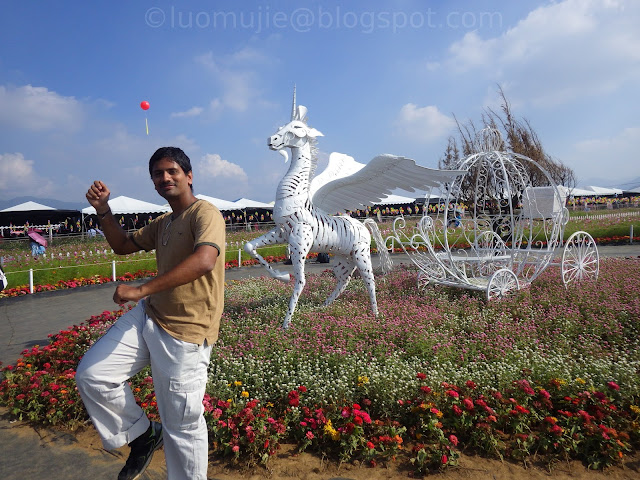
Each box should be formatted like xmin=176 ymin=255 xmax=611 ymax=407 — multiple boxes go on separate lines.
xmin=0 ymin=196 xmax=85 ymax=211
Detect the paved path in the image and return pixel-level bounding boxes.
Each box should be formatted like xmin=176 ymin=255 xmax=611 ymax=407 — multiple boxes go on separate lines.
xmin=0 ymin=245 xmax=638 ymax=480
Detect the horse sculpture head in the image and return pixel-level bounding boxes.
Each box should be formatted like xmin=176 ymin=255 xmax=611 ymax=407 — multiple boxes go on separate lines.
xmin=268 ymin=105 xmax=323 ymax=161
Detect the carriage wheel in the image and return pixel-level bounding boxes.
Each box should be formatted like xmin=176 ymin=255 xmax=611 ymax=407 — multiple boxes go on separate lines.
xmin=417 ymin=272 xmax=430 ymax=292
xmin=487 ymin=268 xmax=519 ymax=300
xmin=562 ymin=231 xmax=599 ymax=285
xmin=417 ymin=262 xmax=446 ymax=291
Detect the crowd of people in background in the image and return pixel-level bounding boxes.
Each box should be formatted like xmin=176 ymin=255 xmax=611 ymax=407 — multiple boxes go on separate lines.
xmin=2 ymin=195 xmax=639 ymax=242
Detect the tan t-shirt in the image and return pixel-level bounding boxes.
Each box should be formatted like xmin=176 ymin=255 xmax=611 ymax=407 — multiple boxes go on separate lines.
xmin=131 ymin=200 xmax=225 ymax=345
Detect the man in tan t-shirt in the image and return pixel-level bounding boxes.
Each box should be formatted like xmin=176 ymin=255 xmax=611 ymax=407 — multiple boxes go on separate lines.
xmin=76 ymin=147 xmax=225 ymax=480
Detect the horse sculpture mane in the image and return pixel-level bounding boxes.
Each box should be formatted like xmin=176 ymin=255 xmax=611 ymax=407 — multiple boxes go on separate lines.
xmin=244 ymin=94 xmax=464 ymax=328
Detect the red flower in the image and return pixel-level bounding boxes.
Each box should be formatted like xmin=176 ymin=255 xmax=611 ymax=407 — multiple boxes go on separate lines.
xmin=441 ymin=454 xmax=448 ymax=464
xmin=452 ymin=405 xmax=463 ymax=416
xmin=446 ymin=390 xmax=459 ymax=398
xmin=607 ymin=381 xmax=620 ymax=391
xmin=288 ymin=390 xmax=300 ymax=407
xmin=465 ymin=380 xmax=477 ymax=390
xmin=448 ymin=434 xmax=459 ymax=446
xmin=462 ymin=398 xmax=474 ymax=411
xmin=416 ymin=372 xmax=427 ymax=380
xmin=366 ymin=441 xmax=375 ymax=449
xmin=298 ymin=385 xmax=308 ymax=392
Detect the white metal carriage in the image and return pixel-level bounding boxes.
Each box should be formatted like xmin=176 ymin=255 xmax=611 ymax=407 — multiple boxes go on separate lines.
xmin=391 ymin=130 xmax=599 ymax=300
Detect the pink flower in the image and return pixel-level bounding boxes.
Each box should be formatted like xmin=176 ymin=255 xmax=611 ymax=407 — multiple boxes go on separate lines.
xmin=305 ymin=431 xmax=314 ymax=440
xmin=448 ymin=434 xmax=459 ymax=446
xmin=446 ymin=390 xmax=459 ymax=398
xmin=232 ymin=445 xmax=240 ymax=453
xmin=462 ymin=398 xmax=474 ymax=411
xmin=607 ymin=381 xmax=620 ymax=391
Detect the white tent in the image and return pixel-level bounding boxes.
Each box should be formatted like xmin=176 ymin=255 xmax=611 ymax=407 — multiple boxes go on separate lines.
xmin=82 ymin=195 xmax=170 ymax=215
xmin=563 ymin=186 xmax=595 ymax=197
xmin=232 ymin=198 xmax=274 ymax=209
xmin=0 ymin=201 xmax=56 ymax=212
xmin=585 ymin=186 xmax=623 ymax=196
xmin=375 ymin=194 xmax=417 ymax=205
xmin=195 ymin=194 xmax=239 ymax=211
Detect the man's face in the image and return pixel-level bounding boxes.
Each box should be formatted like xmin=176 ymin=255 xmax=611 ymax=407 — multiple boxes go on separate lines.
xmin=151 ymin=157 xmax=193 ymax=200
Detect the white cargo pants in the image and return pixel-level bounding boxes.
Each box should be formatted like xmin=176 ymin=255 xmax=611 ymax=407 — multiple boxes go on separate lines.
xmin=76 ymin=300 xmax=212 ymax=480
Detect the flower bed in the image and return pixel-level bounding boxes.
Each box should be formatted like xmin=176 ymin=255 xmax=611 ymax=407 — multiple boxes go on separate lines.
xmin=1 ymin=259 xmax=639 ymax=473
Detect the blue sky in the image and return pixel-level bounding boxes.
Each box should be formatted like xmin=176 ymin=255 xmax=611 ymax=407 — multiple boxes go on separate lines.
xmin=0 ymin=0 xmax=638 ymax=204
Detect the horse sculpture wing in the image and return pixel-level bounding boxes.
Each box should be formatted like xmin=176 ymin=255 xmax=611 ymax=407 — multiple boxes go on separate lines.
xmin=309 ymin=152 xmax=365 ymax=199
xmin=311 ymin=153 xmax=467 ymax=214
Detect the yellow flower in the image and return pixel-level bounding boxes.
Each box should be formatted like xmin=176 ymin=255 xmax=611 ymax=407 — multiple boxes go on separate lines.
xmin=323 ymin=420 xmax=340 ymax=441
xmin=357 ymin=375 xmax=369 ymax=385
xmin=630 ymin=405 xmax=640 ymax=415
xmin=241 ymin=391 xmax=249 ymax=398
xmin=234 ymin=381 xmax=242 ymax=387
xmin=575 ymin=378 xmax=586 ymax=385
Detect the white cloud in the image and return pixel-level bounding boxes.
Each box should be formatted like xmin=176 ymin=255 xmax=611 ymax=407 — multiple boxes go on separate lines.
xmin=170 ymin=106 xmax=204 ymax=118
xmin=394 ymin=104 xmax=456 ymax=142
xmin=0 ymin=85 xmax=84 ymax=131
xmin=445 ymin=0 xmax=640 ymax=107
xmin=567 ymin=126 xmax=640 ymax=182
xmin=195 ymin=48 xmax=271 ymax=114
xmin=198 ymin=153 xmax=248 ymax=183
xmin=196 ymin=153 xmax=250 ymax=199
xmin=0 ymin=152 xmax=55 ymax=197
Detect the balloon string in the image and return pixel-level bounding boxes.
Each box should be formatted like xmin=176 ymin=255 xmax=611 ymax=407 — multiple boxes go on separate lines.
xmin=145 ymin=117 xmax=149 ymax=135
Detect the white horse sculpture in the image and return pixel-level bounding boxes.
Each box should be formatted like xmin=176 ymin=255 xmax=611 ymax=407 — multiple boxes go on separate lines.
xmin=245 ymin=99 xmax=462 ymax=328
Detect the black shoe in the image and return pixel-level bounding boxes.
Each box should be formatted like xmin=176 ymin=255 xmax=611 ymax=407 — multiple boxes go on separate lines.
xmin=118 ymin=422 xmax=163 ymax=480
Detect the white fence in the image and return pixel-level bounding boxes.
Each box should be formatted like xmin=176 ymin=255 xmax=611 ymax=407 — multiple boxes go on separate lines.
xmin=569 ymin=211 xmax=640 ymax=221
xmin=1 ymin=241 xmax=275 ymax=295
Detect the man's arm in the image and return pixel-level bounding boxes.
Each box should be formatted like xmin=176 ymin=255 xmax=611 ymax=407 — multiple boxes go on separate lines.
xmin=113 ymin=244 xmax=218 ymax=304
xmin=86 ymin=181 xmax=139 ymax=255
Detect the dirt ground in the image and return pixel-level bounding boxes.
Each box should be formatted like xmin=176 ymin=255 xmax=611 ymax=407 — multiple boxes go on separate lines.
xmin=20 ymin=416 xmax=640 ymax=480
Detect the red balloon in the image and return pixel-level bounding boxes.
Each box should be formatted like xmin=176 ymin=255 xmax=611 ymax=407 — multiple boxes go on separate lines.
xmin=140 ymin=101 xmax=150 ymax=111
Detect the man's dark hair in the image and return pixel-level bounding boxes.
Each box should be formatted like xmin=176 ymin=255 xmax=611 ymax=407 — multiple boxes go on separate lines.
xmin=148 ymin=147 xmax=192 ymax=176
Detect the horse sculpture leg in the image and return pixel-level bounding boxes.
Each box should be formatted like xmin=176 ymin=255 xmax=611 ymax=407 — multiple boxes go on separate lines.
xmin=353 ymin=245 xmax=379 ymax=316
xmin=244 ymin=227 xmax=291 ymax=283
xmin=323 ymin=256 xmax=355 ymax=307
xmin=282 ymin=222 xmax=313 ymax=329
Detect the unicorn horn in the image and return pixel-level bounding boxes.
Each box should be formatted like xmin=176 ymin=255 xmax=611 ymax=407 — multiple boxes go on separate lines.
xmin=291 ymin=84 xmax=296 ymax=121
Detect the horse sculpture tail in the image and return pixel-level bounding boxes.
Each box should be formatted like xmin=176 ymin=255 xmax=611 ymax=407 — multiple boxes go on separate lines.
xmin=364 ymin=219 xmax=393 ymax=275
